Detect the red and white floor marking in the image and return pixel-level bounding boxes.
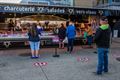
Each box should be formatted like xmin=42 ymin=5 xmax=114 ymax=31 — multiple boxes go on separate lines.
xmin=77 ymin=57 xmax=89 ymax=62
xmin=33 ymin=62 xmax=48 ymax=67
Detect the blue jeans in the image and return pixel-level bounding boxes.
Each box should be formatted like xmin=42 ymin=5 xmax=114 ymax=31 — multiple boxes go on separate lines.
xmin=67 ymin=38 xmax=74 ymax=52
xmin=97 ymin=48 xmax=109 ymax=74
xmin=87 ymin=35 xmax=93 ymax=45
xmin=29 ymin=41 xmax=40 ymax=50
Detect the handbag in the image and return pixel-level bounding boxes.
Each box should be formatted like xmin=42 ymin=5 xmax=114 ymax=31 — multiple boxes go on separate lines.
xmin=63 ymin=37 xmax=68 ymax=43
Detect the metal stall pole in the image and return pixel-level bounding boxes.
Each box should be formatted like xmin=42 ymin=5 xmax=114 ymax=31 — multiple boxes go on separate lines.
xmin=52 ymin=36 xmax=60 ymax=57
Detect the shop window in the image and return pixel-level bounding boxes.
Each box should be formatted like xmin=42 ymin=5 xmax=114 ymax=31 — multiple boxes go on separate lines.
xmin=113 ymin=0 xmax=120 ymax=2
xmin=97 ymin=0 xmax=108 ymax=5
xmin=104 ymin=0 xmax=108 ymax=3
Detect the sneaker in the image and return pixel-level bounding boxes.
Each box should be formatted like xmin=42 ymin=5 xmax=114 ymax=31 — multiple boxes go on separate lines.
xmin=93 ymin=72 xmax=102 ymax=75
xmin=31 ymin=56 xmax=36 ymax=59
xmin=70 ymin=51 xmax=72 ymax=54
xmin=93 ymin=51 xmax=97 ymax=54
xmin=104 ymin=71 xmax=108 ymax=73
xmin=35 ymin=56 xmax=39 ymax=58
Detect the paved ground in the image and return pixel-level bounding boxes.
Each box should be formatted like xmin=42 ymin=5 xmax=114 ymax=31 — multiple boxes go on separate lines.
xmin=0 ymin=38 xmax=120 ymax=80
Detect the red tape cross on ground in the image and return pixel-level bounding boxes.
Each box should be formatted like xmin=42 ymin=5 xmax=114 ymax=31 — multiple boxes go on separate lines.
xmin=77 ymin=57 xmax=89 ymax=62
xmin=33 ymin=62 xmax=47 ymax=67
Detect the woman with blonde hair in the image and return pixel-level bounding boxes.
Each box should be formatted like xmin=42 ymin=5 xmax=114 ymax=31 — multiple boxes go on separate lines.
xmin=28 ymin=23 xmax=41 ymax=59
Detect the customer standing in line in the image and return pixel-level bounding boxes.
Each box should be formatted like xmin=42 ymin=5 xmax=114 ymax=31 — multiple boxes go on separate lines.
xmin=37 ymin=23 xmax=43 ymax=33
xmin=94 ymin=17 xmax=111 ymax=75
xmin=28 ymin=23 xmax=41 ymax=59
xmin=8 ymin=19 xmax=15 ymax=33
xmin=85 ymin=24 xmax=93 ymax=48
xmin=58 ymin=23 xmax=66 ymax=49
xmin=66 ymin=21 xmax=76 ymax=53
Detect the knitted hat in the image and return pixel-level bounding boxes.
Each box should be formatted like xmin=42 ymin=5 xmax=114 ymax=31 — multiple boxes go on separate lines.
xmin=100 ymin=16 xmax=108 ymax=22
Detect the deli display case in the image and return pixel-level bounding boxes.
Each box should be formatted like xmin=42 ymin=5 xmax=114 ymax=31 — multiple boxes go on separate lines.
xmin=0 ymin=32 xmax=57 ymax=48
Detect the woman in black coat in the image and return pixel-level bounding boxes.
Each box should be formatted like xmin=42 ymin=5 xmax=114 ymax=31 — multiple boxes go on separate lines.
xmin=58 ymin=23 xmax=66 ymax=49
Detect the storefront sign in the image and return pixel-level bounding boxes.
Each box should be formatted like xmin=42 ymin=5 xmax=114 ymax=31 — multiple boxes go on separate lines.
xmin=0 ymin=4 xmax=103 ymax=15
xmin=0 ymin=5 xmax=66 ymax=14
xmin=37 ymin=7 xmax=65 ymax=14
xmin=3 ymin=6 xmax=35 ymax=13
xmin=75 ymin=9 xmax=97 ymax=15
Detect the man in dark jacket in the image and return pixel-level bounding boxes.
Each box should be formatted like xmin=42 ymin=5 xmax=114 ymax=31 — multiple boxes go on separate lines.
xmin=94 ymin=17 xmax=111 ymax=75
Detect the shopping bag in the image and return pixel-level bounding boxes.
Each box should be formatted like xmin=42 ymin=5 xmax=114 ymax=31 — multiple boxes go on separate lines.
xmin=63 ymin=37 xmax=68 ymax=43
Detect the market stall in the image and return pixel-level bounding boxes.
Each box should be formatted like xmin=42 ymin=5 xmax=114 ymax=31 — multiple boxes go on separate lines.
xmin=0 ymin=3 xmax=105 ymax=48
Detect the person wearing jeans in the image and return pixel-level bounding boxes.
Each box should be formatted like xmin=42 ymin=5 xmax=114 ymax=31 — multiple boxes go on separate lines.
xmin=97 ymin=48 xmax=109 ymax=74
xmin=94 ymin=17 xmax=111 ymax=75
xmin=28 ymin=23 xmax=41 ymax=59
xmin=66 ymin=21 xmax=76 ymax=53
xmin=29 ymin=41 xmax=40 ymax=54
xmin=67 ymin=38 xmax=74 ymax=52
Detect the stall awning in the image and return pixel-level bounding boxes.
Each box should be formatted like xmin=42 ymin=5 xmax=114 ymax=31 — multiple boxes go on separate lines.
xmin=0 ymin=3 xmax=104 ymax=15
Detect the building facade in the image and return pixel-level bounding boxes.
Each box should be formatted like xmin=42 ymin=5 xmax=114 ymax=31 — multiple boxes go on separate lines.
xmin=96 ymin=0 xmax=120 ymax=6
xmin=20 ymin=0 xmax=74 ymax=6
xmin=20 ymin=0 xmax=96 ymax=8
xmin=95 ymin=0 xmax=120 ymax=37
xmin=94 ymin=0 xmax=120 ymax=16
xmin=0 ymin=0 xmax=96 ymax=8
xmin=95 ymin=0 xmax=120 ymax=10
xmin=74 ymin=0 xmax=95 ymax=8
